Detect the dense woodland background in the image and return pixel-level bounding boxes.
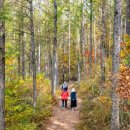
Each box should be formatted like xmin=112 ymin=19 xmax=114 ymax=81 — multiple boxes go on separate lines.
xmin=0 ymin=0 xmax=130 ymax=130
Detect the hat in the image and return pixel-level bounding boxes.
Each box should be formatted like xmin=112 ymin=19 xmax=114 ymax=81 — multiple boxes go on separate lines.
xmin=71 ymin=88 xmax=76 ymax=92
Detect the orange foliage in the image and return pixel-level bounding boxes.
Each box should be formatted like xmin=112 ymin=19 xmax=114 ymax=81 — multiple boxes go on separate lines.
xmin=85 ymin=49 xmax=96 ymax=63
xmin=117 ymin=67 xmax=130 ymax=99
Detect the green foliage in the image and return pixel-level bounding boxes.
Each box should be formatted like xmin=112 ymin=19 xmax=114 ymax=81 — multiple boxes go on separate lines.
xmin=77 ymin=97 xmax=111 ymax=130
xmin=5 ymin=75 xmax=53 ymax=130
xmin=123 ymin=54 xmax=130 ymax=66
xmin=0 ymin=2 xmax=12 ymax=21
xmin=120 ymin=100 xmax=130 ymax=129
xmin=6 ymin=78 xmax=34 ymax=129
xmin=77 ymin=77 xmax=111 ymax=130
xmin=79 ymin=76 xmax=100 ymax=99
xmin=32 ymin=93 xmax=52 ymax=125
xmin=121 ymin=35 xmax=130 ymax=67
xmin=6 ymin=123 xmax=37 ymax=130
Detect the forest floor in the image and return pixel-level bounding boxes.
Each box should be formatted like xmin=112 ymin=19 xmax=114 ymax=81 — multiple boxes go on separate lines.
xmin=42 ymin=83 xmax=81 ymax=130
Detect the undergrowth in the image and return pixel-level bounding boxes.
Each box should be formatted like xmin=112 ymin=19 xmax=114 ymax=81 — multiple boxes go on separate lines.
xmin=5 ymin=74 xmax=53 ymax=130
xmin=77 ymin=63 xmax=130 ymax=130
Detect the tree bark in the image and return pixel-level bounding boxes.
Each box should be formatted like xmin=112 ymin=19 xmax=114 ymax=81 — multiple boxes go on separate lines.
xmin=78 ymin=33 xmax=81 ymax=85
xmin=126 ymin=0 xmax=130 ymax=36
xmin=37 ymin=0 xmax=41 ymax=73
xmin=18 ymin=5 xmax=25 ymax=79
xmin=52 ymin=0 xmax=58 ymax=96
xmin=94 ymin=21 xmax=97 ymax=64
xmin=48 ymin=42 xmax=53 ymax=88
xmin=29 ymin=0 xmax=37 ymax=107
xmin=68 ymin=2 xmax=71 ymax=81
xmin=111 ymin=0 xmax=122 ymax=130
xmin=21 ymin=25 xmax=25 ymax=79
xmin=80 ymin=0 xmax=85 ymax=72
xmin=62 ymin=37 xmax=65 ymax=83
xmin=0 ymin=1 xmax=5 ymax=129
xmin=38 ymin=40 xmax=41 ymax=73
xmin=18 ymin=33 xmax=21 ymax=77
xmin=89 ymin=0 xmax=93 ymax=76
xmin=100 ymin=0 xmax=106 ymax=95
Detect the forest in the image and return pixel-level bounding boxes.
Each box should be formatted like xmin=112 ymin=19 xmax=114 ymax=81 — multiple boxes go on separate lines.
xmin=0 ymin=0 xmax=130 ymax=130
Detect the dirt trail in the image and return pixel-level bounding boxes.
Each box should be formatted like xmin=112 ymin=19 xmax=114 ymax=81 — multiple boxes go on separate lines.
xmin=43 ymin=84 xmax=81 ymax=130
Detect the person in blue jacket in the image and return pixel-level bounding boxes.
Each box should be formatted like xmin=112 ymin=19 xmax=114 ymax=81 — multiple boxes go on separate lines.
xmin=70 ymin=88 xmax=77 ymax=110
xmin=61 ymin=81 xmax=68 ymax=91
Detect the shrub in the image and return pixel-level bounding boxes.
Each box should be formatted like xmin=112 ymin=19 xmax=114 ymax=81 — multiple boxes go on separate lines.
xmin=77 ymin=76 xmax=111 ymax=130
xmin=5 ymin=74 xmax=53 ymax=130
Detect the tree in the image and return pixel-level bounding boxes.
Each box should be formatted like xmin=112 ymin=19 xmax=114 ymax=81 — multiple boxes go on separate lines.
xmin=126 ymin=0 xmax=130 ymax=36
xmin=37 ymin=0 xmax=42 ymax=73
xmin=20 ymin=5 xmax=25 ymax=79
xmin=111 ymin=0 xmax=122 ymax=130
xmin=52 ymin=0 xmax=58 ymax=96
xmin=0 ymin=0 xmax=5 ymax=129
xmin=100 ymin=0 xmax=106 ymax=94
xmin=80 ymin=0 xmax=85 ymax=74
xmin=68 ymin=0 xmax=71 ymax=81
xmin=89 ymin=0 xmax=93 ymax=76
xmin=29 ymin=0 xmax=37 ymax=107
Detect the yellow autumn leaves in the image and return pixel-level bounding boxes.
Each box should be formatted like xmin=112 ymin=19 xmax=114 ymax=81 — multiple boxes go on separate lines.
xmin=120 ymin=34 xmax=130 ymax=58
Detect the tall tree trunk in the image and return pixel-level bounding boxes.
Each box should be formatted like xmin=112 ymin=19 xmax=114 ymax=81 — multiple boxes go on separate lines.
xmin=18 ymin=5 xmax=25 ymax=79
xmin=18 ymin=56 xmax=21 ymax=76
xmin=48 ymin=40 xmax=53 ymax=88
xmin=62 ymin=37 xmax=65 ymax=83
xmin=38 ymin=40 xmax=41 ymax=73
xmin=52 ymin=0 xmax=58 ymax=96
xmin=20 ymin=5 xmax=25 ymax=79
xmin=30 ymin=0 xmax=37 ymax=107
xmin=108 ymin=25 xmax=111 ymax=57
xmin=0 ymin=1 xmax=5 ymax=129
xmin=78 ymin=59 xmax=81 ymax=85
xmin=37 ymin=0 xmax=41 ymax=73
xmin=126 ymin=0 xmax=130 ymax=36
xmin=21 ymin=29 xmax=25 ymax=79
xmin=108 ymin=0 xmax=113 ymax=57
xmin=94 ymin=21 xmax=97 ymax=64
xmin=29 ymin=57 xmax=31 ymax=75
xmin=68 ymin=2 xmax=71 ymax=81
xmin=78 ymin=33 xmax=81 ymax=85
xmin=111 ymin=0 xmax=122 ymax=130
xmin=100 ymin=48 xmax=105 ymax=94
xmin=18 ymin=33 xmax=21 ymax=76
xmin=80 ymin=0 xmax=85 ymax=72
xmin=100 ymin=0 xmax=106 ymax=95
xmin=89 ymin=0 xmax=93 ymax=76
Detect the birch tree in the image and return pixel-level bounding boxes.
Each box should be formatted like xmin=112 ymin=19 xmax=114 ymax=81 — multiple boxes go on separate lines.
xmin=37 ymin=0 xmax=41 ymax=73
xmin=52 ymin=0 xmax=58 ymax=95
xmin=111 ymin=0 xmax=122 ymax=129
xmin=80 ymin=0 xmax=85 ymax=74
xmin=100 ymin=0 xmax=106 ymax=94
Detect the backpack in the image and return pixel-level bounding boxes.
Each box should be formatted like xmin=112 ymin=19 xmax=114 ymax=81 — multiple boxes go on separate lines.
xmin=62 ymin=84 xmax=67 ymax=89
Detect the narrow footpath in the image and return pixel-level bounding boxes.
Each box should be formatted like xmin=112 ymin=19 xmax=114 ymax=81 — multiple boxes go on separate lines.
xmin=43 ymin=84 xmax=81 ymax=130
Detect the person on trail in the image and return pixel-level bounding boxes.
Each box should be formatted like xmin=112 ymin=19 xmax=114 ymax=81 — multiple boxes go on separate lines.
xmin=61 ymin=89 xmax=69 ymax=108
xmin=61 ymin=81 xmax=68 ymax=91
xmin=70 ymin=88 xmax=77 ymax=110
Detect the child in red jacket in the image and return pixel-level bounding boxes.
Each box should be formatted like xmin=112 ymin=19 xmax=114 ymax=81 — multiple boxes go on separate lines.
xmin=61 ymin=90 xmax=69 ymax=108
